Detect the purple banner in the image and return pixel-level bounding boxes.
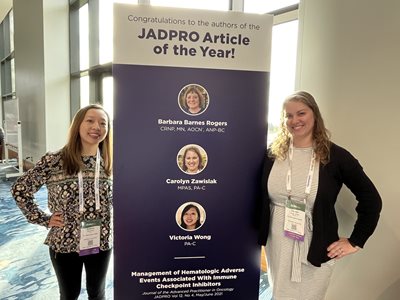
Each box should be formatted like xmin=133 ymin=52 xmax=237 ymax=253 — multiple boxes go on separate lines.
xmin=113 ymin=5 xmax=272 ymax=300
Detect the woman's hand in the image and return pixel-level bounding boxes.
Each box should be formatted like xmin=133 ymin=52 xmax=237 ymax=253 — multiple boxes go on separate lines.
xmin=327 ymin=237 xmax=359 ymax=259
xmin=49 ymin=212 xmax=64 ymax=228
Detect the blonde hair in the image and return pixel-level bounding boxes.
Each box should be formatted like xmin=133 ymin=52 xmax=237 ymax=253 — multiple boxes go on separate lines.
xmin=61 ymin=104 xmax=113 ymax=176
xmin=269 ymin=91 xmax=331 ymax=164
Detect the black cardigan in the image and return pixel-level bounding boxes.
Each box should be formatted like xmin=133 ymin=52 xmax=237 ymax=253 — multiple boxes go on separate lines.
xmin=258 ymin=143 xmax=382 ymax=267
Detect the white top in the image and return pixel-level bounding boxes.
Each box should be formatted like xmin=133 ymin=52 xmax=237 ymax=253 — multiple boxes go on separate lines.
xmin=266 ymin=147 xmax=335 ymax=300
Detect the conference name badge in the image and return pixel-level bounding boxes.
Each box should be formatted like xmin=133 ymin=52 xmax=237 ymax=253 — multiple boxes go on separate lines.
xmin=79 ymin=219 xmax=101 ymax=256
xmin=284 ymin=198 xmax=306 ymax=241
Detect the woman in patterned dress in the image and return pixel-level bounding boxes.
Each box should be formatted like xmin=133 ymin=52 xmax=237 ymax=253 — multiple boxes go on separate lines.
xmin=12 ymin=104 xmax=113 ymax=300
xmin=258 ymin=91 xmax=382 ymax=299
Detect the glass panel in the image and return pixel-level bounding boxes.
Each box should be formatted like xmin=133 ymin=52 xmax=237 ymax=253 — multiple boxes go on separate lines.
xmin=99 ymin=0 xmax=139 ymax=64
xmin=9 ymin=10 xmax=14 ymax=52
xmin=1 ymin=63 xmax=5 ymax=95
xmin=80 ymin=76 xmax=90 ymax=107
xmin=102 ymin=76 xmax=114 ymax=121
xmin=3 ymin=14 xmax=10 ymax=55
xmin=244 ymin=0 xmax=299 ymax=14
xmin=99 ymin=0 xmax=113 ymax=64
xmin=0 ymin=23 xmax=3 ymax=59
xmin=11 ymin=58 xmax=15 ymax=93
xmin=79 ymin=4 xmax=89 ymax=70
xmin=267 ymin=20 xmax=299 ymax=145
xmin=115 ymin=0 xmax=139 ymax=3
xmin=4 ymin=60 xmax=11 ymax=95
xmin=150 ymin=0 xmax=229 ymax=11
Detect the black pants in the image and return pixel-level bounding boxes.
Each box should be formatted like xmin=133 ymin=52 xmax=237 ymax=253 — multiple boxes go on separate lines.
xmin=49 ymin=248 xmax=111 ymax=300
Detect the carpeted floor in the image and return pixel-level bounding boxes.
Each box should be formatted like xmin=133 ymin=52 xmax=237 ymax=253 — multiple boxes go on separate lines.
xmin=0 ymin=162 xmax=271 ymax=300
xmin=0 ymin=163 xmax=114 ymax=300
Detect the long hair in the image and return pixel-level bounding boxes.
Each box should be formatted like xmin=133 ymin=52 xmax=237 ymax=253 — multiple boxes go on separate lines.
xmin=60 ymin=104 xmax=113 ymax=176
xmin=180 ymin=204 xmax=202 ymax=230
xmin=269 ymin=91 xmax=331 ymax=164
xmin=181 ymin=146 xmax=204 ymax=172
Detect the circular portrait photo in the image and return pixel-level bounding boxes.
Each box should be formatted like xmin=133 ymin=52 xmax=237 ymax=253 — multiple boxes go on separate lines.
xmin=178 ymin=84 xmax=209 ymax=116
xmin=177 ymin=144 xmax=208 ymax=175
xmin=176 ymin=202 xmax=206 ymax=231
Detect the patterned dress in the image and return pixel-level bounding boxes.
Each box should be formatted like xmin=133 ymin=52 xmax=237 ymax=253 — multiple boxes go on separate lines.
xmin=266 ymin=147 xmax=335 ymax=300
xmin=11 ymin=151 xmax=113 ymax=253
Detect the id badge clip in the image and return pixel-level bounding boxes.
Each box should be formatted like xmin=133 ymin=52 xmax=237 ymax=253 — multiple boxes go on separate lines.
xmin=79 ymin=219 xmax=101 ymax=256
xmin=284 ymin=198 xmax=306 ymax=241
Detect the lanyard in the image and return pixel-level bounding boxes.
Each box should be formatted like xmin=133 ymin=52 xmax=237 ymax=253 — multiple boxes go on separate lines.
xmin=78 ymin=150 xmax=101 ymax=213
xmin=286 ymin=140 xmax=316 ymax=201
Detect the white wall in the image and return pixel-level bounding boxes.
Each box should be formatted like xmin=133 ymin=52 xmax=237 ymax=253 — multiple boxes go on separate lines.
xmin=297 ymin=0 xmax=400 ymax=299
xmin=43 ymin=0 xmax=69 ymax=151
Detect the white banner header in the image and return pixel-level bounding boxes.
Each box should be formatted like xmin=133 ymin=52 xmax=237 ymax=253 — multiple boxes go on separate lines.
xmin=114 ymin=4 xmax=273 ymax=72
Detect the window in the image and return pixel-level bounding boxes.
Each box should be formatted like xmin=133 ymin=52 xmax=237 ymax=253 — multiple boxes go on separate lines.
xmin=244 ymin=2 xmax=299 ymax=145
xmin=150 ymin=0 xmax=229 ymax=11
xmin=99 ymin=0 xmax=113 ymax=64
xmin=1 ymin=9 xmax=15 ymax=101
xmin=80 ymin=75 xmax=90 ymax=107
xmin=102 ymin=76 xmax=113 ymax=121
xmin=244 ymin=0 xmax=299 ymax=14
xmin=266 ymin=19 xmax=299 ymax=144
xmin=69 ymin=0 xmax=118 ymax=119
xmin=79 ymin=4 xmax=89 ymax=71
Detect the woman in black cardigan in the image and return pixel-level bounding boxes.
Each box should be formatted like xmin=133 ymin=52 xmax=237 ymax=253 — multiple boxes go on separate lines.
xmin=258 ymin=91 xmax=382 ymax=299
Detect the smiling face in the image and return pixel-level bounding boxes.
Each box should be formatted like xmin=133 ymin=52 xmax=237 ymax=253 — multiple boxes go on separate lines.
xmin=184 ymin=150 xmax=200 ymax=173
xmin=186 ymin=92 xmax=201 ymax=112
xmin=79 ymin=108 xmax=108 ymax=155
xmin=183 ymin=207 xmax=199 ymax=230
xmin=284 ymin=100 xmax=315 ymax=147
